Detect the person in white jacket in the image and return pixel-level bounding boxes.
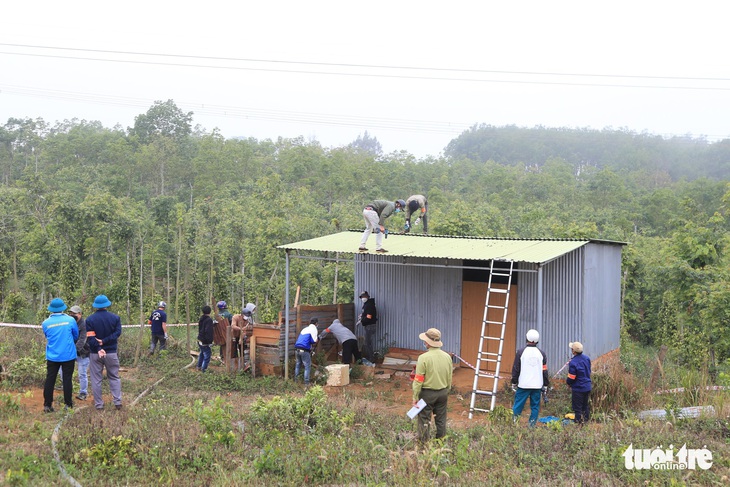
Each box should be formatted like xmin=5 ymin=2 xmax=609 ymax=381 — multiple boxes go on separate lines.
xmin=511 ymin=329 xmax=549 ymax=427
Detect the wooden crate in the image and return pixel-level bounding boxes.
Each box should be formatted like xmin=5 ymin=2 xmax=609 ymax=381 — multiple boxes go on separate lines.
xmin=251 ymin=303 xmax=355 ymax=376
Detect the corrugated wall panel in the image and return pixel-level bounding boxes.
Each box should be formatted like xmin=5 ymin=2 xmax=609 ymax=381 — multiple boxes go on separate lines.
xmin=352 ymin=243 xmax=622 ymax=374
xmin=542 ymin=249 xmax=584 ymax=372
xmin=355 ymin=256 xmax=463 ymax=354
xmin=582 ymin=243 xmax=621 ymax=359
xmin=517 ymin=249 xmax=584 ymax=372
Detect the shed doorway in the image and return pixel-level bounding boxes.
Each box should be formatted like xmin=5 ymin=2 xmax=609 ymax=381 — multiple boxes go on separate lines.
xmin=460 ymin=281 xmax=518 ymax=375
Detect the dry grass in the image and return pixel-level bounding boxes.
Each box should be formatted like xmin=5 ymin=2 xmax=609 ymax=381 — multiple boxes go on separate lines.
xmin=1 ymin=328 xmax=729 ymax=485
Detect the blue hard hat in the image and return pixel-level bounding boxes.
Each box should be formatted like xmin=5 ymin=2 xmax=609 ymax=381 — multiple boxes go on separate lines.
xmin=93 ymin=295 xmax=112 ymax=308
xmin=47 ymin=298 xmax=67 ymax=313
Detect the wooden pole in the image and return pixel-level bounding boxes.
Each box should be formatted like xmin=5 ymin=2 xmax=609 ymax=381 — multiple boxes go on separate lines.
xmin=250 ymin=336 xmax=257 ymax=378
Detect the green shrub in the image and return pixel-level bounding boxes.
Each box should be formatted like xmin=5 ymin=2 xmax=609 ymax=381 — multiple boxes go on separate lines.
xmin=183 ymin=396 xmax=236 ymax=447
xmin=77 ymin=435 xmax=138 ymax=469
xmin=0 ymin=391 xmax=25 ymax=418
xmin=248 ymin=385 xmax=354 ymax=435
xmin=4 ymin=468 xmax=30 ymax=487
xmin=8 ymin=355 xmax=46 ymax=386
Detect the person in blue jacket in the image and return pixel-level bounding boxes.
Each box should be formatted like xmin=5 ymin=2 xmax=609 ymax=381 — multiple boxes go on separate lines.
xmin=86 ymin=295 xmax=123 ymax=411
xmin=566 ymin=341 xmax=592 ymax=424
xmin=42 ymin=298 xmax=79 ymax=412
xmin=294 ymin=317 xmax=320 ymax=385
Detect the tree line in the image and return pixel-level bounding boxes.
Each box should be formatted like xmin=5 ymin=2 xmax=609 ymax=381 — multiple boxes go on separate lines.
xmin=1 ymin=100 xmax=729 ymax=373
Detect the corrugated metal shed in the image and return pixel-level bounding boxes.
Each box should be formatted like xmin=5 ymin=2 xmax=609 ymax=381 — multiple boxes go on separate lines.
xmin=279 ymin=230 xmax=626 ymax=374
xmin=278 ymin=230 xmax=604 ymax=265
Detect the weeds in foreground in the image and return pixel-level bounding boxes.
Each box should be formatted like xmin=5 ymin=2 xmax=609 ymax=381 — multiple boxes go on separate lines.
xmin=2 ymin=327 xmax=730 ymax=486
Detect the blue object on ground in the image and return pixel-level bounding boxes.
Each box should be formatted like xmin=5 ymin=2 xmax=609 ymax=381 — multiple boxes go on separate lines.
xmin=537 ymin=416 xmax=561 ymax=423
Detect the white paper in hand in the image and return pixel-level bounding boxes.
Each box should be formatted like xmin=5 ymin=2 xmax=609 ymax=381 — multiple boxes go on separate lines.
xmin=407 ymin=399 xmax=427 ymax=419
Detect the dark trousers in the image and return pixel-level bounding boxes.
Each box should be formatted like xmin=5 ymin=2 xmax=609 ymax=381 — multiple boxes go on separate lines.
xmin=363 ymin=325 xmax=376 ymax=361
xmin=44 ymin=359 xmax=75 ymax=408
xmin=572 ymin=390 xmax=591 ymax=423
xmin=417 ymin=387 xmax=449 ymax=442
xmin=341 ymin=338 xmax=362 ymax=364
xmin=149 ymin=334 xmax=167 ymax=354
xmin=231 ymin=338 xmax=239 ymax=358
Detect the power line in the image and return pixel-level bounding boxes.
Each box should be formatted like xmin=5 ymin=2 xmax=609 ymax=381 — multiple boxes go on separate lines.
xmin=2 ymin=46 xmax=730 ymax=91
xmin=0 ymin=84 xmax=470 ymax=135
xmin=4 ymin=83 xmax=727 ymax=142
xmin=2 ymin=42 xmax=729 ymax=83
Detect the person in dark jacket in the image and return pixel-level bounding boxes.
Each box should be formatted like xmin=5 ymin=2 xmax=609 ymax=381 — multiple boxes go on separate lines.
xmin=359 ymin=291 xmax=378 ymax=362
xmin=566 ymin=341 xmax=592 ymax=423
xmin=42 ymin=298 xmax=79 ymax=412
xmin=69 ymin=305 xmax=90 ymax=401
xmin=511 ymin=329 xmax=549 ymax=427
xmin=147 ymin=301 xmax=168 ymax=355
xmin=197 ymin=305 xmax=214 ymax=372
xmin=86 ymin=294 xmax=123 ymax=411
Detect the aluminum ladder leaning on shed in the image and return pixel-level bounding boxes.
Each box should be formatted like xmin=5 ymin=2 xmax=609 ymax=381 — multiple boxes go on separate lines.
xmin=468 ymin=259 xmax=514 ymax=418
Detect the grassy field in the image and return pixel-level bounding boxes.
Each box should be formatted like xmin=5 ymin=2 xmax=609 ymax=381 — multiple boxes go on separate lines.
xmin=0 ymin=326 xmax=728 ymax=486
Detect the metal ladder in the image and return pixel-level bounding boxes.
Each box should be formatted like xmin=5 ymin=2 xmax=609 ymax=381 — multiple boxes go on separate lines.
xmin=468 ymin=259 xmax=514 ymax=418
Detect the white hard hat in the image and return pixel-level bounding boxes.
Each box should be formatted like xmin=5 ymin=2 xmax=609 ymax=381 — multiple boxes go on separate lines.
xmin=526 ymin=329 xmax=539 ymax=343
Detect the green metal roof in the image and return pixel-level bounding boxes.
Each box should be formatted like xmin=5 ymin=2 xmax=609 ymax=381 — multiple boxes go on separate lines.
xmin=278 ymin=231 xmax=617 ymax=265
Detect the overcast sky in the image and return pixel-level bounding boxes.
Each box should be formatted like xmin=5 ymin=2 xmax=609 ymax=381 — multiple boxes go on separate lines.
xmin=2 ymin=1 xmax=729 ymax=157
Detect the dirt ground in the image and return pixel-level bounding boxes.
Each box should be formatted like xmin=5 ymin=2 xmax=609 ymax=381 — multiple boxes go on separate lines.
xmin=17 ymin=363 xmax=507 ymax=429
xmin=346 ymin=364 xmax=511 ymax=427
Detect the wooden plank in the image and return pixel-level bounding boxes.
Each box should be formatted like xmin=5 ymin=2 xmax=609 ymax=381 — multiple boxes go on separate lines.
xmin=379 ymin=363 xmax=417 ymax=371
xmin=258 ymin=364 xmax=283 ymax=377
xmin=249 ymin=336 xmax=257 ymax=378
xmin=252 ymin=327 xmax=281 ymax=339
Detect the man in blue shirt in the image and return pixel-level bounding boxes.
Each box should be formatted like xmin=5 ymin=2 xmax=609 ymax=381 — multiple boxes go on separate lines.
xmin=42 ymin=298 xmax=79 ymax=412
xmin=147 ymin=301 xmax=168 ymax=355
xmin=294 ymin=318 xmax=320 ymax=386
xmin=86 ymin=294 xmax=123 ymax=411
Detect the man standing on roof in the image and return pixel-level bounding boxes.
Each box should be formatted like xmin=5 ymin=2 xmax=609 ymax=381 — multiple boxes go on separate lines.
xmin=404 ymin=194 xmax=428 ymax=234
xmin=511 ymin=329 xmax=549 ymax=427
xmin=359 ymin=199 xmax=405 ymax=253
xmin=359 ymin=291 xmax=378 ymax=362
xmin=147 ymin=301 xmax=168 ymax=355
